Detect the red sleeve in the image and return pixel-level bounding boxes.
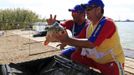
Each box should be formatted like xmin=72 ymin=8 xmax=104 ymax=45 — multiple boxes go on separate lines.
xmin=61 ymin=20 xmax=74 ymax=30
xmin=94 ymin=19 xmax=116 ymax=46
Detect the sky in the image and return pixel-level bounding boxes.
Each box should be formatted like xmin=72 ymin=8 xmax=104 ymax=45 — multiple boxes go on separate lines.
xmin=0 ymin=0 xmax=134 ymax=20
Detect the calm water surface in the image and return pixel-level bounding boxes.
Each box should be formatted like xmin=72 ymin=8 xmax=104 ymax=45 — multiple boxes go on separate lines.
xmin=116 ymin=22 xmax=134 ymax=50
xmin=116 ymin=22 xmax=134 ymax=58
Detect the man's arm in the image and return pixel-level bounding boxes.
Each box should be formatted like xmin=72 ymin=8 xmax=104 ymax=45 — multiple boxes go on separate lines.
xmin=65 ymin=37 xmax=95 ymax=48
xmin=55 ymin=30 xmax=95 ymax=48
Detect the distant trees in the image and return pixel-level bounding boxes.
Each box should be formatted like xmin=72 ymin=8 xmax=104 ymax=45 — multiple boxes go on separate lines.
xmin=0 ymin=8 xmax=45 ymax=30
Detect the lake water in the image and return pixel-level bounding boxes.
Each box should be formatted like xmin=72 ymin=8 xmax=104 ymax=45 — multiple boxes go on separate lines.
xmin=116 ymin=22 xmax=134 ymax=58
xmin=116 ymin=22 xmax=134 ymax=50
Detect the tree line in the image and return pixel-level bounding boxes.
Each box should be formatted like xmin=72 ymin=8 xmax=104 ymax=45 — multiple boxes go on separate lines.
xmin=0 ymin=8 xmax=46 ymax=30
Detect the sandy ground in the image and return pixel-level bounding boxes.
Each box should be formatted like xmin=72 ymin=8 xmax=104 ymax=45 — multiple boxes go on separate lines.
xmin=0 ymin=30 xmax=61 ymax=64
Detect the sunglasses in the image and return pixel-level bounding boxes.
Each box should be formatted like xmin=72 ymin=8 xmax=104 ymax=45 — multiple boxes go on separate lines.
xmin=86 ymin=6 xmax=98 ymax=11
xmin=72 ymin=11 xmax=85 ymax=15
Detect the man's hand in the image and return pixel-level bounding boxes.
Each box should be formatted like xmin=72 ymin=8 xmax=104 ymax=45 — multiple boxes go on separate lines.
xmin=47 ymin=14 xmax=57 ymax=25
xmin=53 ymin=30 xmax=70 ymax=44
xmin=56 ymin=43 xmax=67 ymax=49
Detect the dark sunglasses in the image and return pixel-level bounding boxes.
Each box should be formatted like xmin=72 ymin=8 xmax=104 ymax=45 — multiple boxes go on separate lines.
xmin=72 ymin=11 xmax=85 ymax=14
xmin=86 ymin=6 xmax=98 ymax=11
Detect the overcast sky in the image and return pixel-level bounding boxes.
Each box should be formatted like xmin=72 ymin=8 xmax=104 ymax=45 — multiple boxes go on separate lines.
xmin=0 ymin=0 xmax=134 ymax=20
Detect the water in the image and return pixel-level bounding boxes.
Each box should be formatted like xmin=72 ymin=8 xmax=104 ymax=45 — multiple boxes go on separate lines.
xmin=116 ymin=22 xmax=134 ymax=58
xmin=116 ymin=22 xmax=134 ymax=50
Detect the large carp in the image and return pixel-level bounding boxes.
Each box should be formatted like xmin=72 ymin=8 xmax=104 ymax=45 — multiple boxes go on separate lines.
xmin=44 ymin=22 xmax=72 ymax=46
